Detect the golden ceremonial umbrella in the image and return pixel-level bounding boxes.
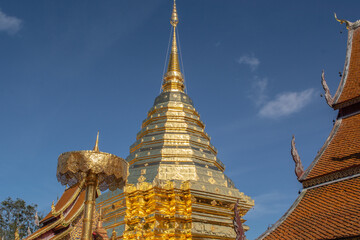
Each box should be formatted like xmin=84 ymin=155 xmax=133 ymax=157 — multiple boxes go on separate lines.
xmin=57 ymin=133 xmax=128 ymax=240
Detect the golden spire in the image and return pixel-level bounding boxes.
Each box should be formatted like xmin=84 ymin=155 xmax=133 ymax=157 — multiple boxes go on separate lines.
xmin=93 ymin=131 xmax=99 ymax=152
xmin=162 ymin=0 xmax=185 ymax=92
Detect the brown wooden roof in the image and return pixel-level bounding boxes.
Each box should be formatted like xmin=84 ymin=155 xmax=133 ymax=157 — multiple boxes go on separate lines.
xmin=258 ymin=176 xmax=360 ymax=240
xmin=333 ymin=26 xmax=360 ymax=108
xmin=301 ymin=113 xmax=360 ymax=181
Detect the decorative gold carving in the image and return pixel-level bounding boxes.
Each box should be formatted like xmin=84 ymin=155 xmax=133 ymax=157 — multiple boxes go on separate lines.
xmin=157 ymin=165 xmax=197 ymax=181
xmin=208 ymin=177 xmax=216 ymax=184
xmin=138 ymin=175 xmax=146 ymax=183
xmin=51 ymin=200 xmax=55 ymax=213
xmin=57 ymin=148 xmax=128 ymax=191
xmin=123 ymin=180 xmax=192 ymax=239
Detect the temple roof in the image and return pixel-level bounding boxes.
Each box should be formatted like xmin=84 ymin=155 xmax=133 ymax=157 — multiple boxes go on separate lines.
xmin=258 ymin=176 xmax=360 ymax=240
xmin=26 ymin=183 xmax=85 ymax=240
xmin=258 ymin=15 xmax=360 ymax=240
xmin=300 ymin=113 xmax=360 ymax=183
xmin=41 ymin=183 xmax=82 ymax=224
xmin=26 ymin=182 xmax=104 ymax=240
xmin=332 ymin=18 xmax=360 ymax=109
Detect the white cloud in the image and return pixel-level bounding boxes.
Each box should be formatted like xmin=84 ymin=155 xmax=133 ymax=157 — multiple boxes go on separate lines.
xmin=250 ymin=76 xmax=268 ymax=106
xmin=259 ymin=88 xmax=315 ymax=118
xmin=238 ymin=54 xmax=260 ymax=71
xmin=0 ymin=9 xmax=22 ymax=34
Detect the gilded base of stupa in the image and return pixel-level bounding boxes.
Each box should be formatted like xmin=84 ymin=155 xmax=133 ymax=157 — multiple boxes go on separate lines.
xmin=97 ymin=178 xmax=253 ymax=239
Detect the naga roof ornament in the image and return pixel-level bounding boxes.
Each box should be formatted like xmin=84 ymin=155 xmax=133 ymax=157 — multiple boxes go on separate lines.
xmin=291 ymin=135 xmax=304 ymax=180
xmin=334 ymin=13 xmax=360 ymax=30
xmin=320 ymin=70 xmax=334 ymax=107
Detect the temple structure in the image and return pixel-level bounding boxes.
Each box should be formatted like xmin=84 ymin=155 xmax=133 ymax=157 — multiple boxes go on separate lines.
xmin=25 ymin=182 xmax=110 ymax=240
xmin=96 ymin=1 xmax=253 ymax=239
xmin=257 ymin=16 xmax=360 ymax=240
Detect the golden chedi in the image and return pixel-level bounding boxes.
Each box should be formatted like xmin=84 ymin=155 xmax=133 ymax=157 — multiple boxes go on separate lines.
xmin=97 ymin=1 xmax=254 ymax=239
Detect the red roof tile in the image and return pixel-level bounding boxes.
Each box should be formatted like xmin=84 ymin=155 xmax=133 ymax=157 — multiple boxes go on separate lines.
xmin=334 ymin=27 xmax=360 ymax=108
xmin=302 ymin=113 xmax=360 ymax=180
xmin=41 ymin=184 xmax=80 ymax=223
xmin=258 ymin=176 xmax=360 ymax=240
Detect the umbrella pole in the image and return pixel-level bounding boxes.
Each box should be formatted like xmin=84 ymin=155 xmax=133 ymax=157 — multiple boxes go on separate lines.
xmin=81 ymin=171 xmax=98 ymax=240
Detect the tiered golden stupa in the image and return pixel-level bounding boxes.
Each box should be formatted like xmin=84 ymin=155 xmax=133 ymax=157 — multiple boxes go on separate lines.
xmin=96 ymin=1 xmax=254 ymax=239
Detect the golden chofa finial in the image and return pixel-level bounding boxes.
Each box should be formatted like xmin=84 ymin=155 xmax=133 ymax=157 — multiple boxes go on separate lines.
xmin=171 ymin=0 xmax=179 ymax=27
xmin=93 ymin=131 xmax=99 ymax=152
xmin=334 ymin=13 xmax=351 ymax=29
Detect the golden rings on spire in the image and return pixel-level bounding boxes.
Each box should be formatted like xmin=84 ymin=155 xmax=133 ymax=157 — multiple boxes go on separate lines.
xmin=170 ymin=0 xmax=179 ymax=27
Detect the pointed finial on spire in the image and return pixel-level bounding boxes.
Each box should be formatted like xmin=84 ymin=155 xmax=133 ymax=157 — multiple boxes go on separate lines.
xmin=93 ymin=131 xmax=99 ymax=152
xmin=162 ymin=0 xmax=185 ymax=92
xmin=170 ymin=0 xmax=179 ymax=27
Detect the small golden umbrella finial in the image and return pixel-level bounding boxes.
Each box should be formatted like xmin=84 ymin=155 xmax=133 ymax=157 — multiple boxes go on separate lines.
xmin=170 ymin=0 xmax=179 ymax=27
xmin=93 ymin=131 xmax=100 ymax=152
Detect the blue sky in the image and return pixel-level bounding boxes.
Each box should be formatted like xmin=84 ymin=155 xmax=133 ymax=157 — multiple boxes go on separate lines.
xmin=0 ymin=1 xmax=359 ymax=239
